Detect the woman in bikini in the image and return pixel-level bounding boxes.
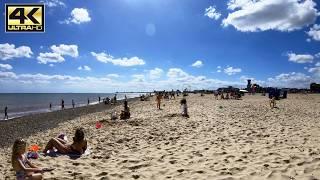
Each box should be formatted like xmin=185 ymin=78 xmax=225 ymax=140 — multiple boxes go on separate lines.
xmin=43 ymin=128 xmax=87 ymax=155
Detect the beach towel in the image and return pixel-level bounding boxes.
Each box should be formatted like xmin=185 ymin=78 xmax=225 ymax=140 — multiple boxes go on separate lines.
xmin=42 ymin=147 xmax=91 ymax=158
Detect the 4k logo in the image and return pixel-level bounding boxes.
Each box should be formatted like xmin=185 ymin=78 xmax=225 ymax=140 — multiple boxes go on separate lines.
xmin=5 ymin=4 xmax=45 ymax=32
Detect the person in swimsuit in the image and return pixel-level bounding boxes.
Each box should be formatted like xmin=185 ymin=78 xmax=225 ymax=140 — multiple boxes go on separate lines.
xmin=156 ymin=93 xmax=162 ymax=110
xmin=43 ymin=128 xmax=87 ymax=155
xmin=12 ymin=139 xmax=44 ymax=180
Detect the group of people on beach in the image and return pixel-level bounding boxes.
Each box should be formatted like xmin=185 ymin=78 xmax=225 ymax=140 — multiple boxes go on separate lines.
xmin=214 ymin=91 xmax=242 ymax=100
xmin=12 ymin=128 xmax=87 ymax=180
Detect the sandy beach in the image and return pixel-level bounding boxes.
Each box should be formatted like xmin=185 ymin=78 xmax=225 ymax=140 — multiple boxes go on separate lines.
xmin=1 ymin=94 xmax=320 ymax=180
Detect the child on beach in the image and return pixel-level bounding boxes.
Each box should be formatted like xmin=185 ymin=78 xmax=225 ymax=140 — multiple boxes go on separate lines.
xmin=180 ymin=98 xmax=189 ymax=118
xmin=12 ymin=139 xmax=44 ymax=180
xmin=43 ymin=128 xmax=87 ymax=155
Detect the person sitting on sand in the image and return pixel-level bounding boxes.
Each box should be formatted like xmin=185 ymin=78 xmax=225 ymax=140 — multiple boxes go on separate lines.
xmin=120 ymin=100 xmax=130 ymax=120
xmin=180 ymin=98 xmax=189 ymax=118
xmin=270 ymin=96 xmax=276 ymax=108
xmin=156 ymin=93 xmax=162 ymax=110
xmin=43 ymin=128 xmax=87 ymax=155
xmin=12 ymin=139 xmax=46 ymax=180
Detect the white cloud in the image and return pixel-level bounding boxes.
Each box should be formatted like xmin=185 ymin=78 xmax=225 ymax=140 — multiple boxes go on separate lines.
xmin=287 ymin=53 xmax=314 ymax=63
xmin=315 ymin=53 xmax=320 ymax=58
xmin=132 ymin=74 xmax=145 ymax=82
xmin=204 ymin=6 xmax=221 ymax=20
xmin=224 ymin=66 xmax=242 ymax=75
xmin=308 ymin=66 xmax=320 ymax=78
xmin=315 ymin=62 xmax=320 ymax=66
xmin=217 ymin=66 xmax=221 ymax=69
xmin=37 ymin=52 xmax=64 ymax=64
xmin=91 ymin=52 xmax=145 ymax=67
xmin=49 ymin=64 xmax=54 ymax=67
xmin=41 ymin=0 xmax=65 ymax=7
xmin=63 ymin=8 xmax=91 ymax=24
xmin=217 ymin=69 xmax=222 ymax=73
xmin=149 ymin=68 xmax=163 ymax=79
xmin=0 ymin=64 xmax=13 ymax=71
xmin=78 ymin=65 xmax=91 ymax=71
xmin=0 ymin=43 xmax=33 ymax=60
xmin=307 ymin=24 xmax=320 ymax=41
xmin=191 ymin=60 xmax=203 ymax=68
xmin=222 ymin=0 xmax=318 ymax=32
xmin=51 ymin=44 xmax=78 ymax=57
xmin=37 ymin=44 xmax=78 ymax=64
xmin=267 ymin=72 xmax=313 ymax=88
xmin=106 ymin=74 xmax=120 ymax=78
xmin=167 ymin=68 xmax=189 ymax=79
xmin=0 ymin=71 xmax=17 ymax=79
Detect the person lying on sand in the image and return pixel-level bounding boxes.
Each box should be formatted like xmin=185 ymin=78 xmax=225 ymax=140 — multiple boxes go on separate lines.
xmin=43 ymin=128 xmax=87 ymax=155
xmin=180 ymin=98 xmax=189 ymax=118
xmin=12 ymin=139 xmax=52 ymax=180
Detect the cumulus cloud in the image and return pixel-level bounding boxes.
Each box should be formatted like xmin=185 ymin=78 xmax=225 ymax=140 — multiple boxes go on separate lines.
xmin=37 ymin=52 xmax=64 ymax=64
xmin=167 ymin=68 xmax=189 ymax=79
xmin=315 ymin=62 xmax=320 ymax=66
xmin=191 ymin=60 xmax=203 ymax=68
xmin=307 ymin=24 xmax=320 ymax=41
xmin=37 ymin=44 xmax=78 ymax=64
xmin=224 ymin=66 xmax=242 ymax=75
xmin=0 ymin=64 xmax=13 ymax=71
xmin=51 ymin=44 xmax=78 ymax=57
xmin=0 ymin=43 xmax=33 ymax=60
xmin=287 ymin=53 xmax=314 ymax=63
xmin=62 ymin=8 xmax=91 ymax=24
xmin=204 ymin=6 xmax=221 ymax=20
xmin=132 ymin=74 xmax=145 ymax=82
xmin=267 ymin=72 xmax=313 ymax=88
xmin=91 ymin=52 xmax=145 ymax=67
xmin=40 ymin=0 xmax=65 ymax=7
xmin=222 ymin=0 xmax=318 ymax=32
xmin=78 ymin=65 xmax=91 ymax=71
xmin=149 ymin=68 xmax=163 ymax=79
xmin=308 ymin=66 xmax=320 ymax=78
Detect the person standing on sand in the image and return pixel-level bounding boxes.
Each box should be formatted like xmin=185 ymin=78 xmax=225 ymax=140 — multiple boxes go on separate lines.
xmin=99 ymin=96 xmax=101 ymax=103
xmin=4 ymin=106 xmax=8 ymax=120
xmin=49 ymin=103 xmax=52 ymax=110
xmin=87 ymin=98 xmax=90 ymax=106
xmin=156 ymin=93 xmax=162 ymax=110
xmin=61 ymin=99 xmax=64 ymax=110
xmin=72 ymin=99 xmax=75 ymax=108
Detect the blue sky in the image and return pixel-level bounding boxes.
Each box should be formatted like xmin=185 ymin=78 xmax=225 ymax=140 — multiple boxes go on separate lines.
xmin=0 ymin=0 xmax=320 ymax=92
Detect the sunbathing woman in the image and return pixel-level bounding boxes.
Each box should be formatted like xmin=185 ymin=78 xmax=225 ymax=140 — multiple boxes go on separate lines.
xmin=43 ymin=128 xmax=87 ymax=155
xmin=12 ymin=139 xmax=44 ymax=180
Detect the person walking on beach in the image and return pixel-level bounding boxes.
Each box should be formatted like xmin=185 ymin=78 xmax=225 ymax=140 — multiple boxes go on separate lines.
xmin=156 ymin=93 xmax=162 ymax=110
xmin=87 ymin=98 xmax=90 ymax=106
xmin=180 ymin=98 xmax=189 ymax=118
xmin=72 ymin=99 xmax=75 ymax=108
xmin=4 ymin=106 xmax=8 ymax=120
xmin=61 ymin=99 xmax=65 ymax=110
xmin=49 ymin=103 xmax=52 ymax=110
xmin=99 ymin=96 xmax=101 ymax=103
